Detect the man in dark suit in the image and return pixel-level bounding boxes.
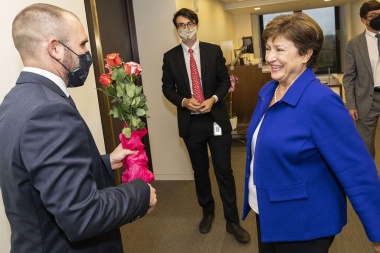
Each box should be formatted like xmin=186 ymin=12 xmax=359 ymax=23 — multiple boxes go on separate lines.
xmin=0 ymin=4 xmax=156 ymax=253
xmin=162 ymin=8 xmax=250 ymax=243
xmin=343 ymin=0 xmax=380 ymax=158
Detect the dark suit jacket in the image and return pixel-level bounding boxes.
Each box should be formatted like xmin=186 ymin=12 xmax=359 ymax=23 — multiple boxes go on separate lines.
xmin=0 ymin=72 xmax=150 ymax=253
xmin=343 ymin=30 xmax=374 ymax=118
xmin=162 ymin=41 xmax=232 ymax=137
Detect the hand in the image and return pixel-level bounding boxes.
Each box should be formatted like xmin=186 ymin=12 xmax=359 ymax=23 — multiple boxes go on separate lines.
xmin=374 ymin=242 xmax=380 ymax=253
xmin=349 ymin=109 xmax=358 ymax=121
xmin=110 ymin=143 xmax=138 ymax=170
xmin=183 ymin=98 xmax=202 ymax=112
xmin=198 ymin=97 xmax=216 ymax=114
xmin=146 ymin=183 xmax=157 ymax=214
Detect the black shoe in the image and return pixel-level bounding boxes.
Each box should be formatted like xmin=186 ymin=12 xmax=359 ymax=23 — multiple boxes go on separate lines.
xmin=226 ymin=222 xmax=251 ymax=243
xmin=199 ymin=214 xmax=215 ymax=234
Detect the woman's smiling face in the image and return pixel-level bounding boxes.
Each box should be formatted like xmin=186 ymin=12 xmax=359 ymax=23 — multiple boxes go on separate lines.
xmin=265 ymin=35 xmax=310 ymax=86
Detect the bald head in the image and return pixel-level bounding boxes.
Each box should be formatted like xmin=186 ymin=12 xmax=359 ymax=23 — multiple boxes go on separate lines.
xmin=12 ymin=3 xmax=78 ymax=62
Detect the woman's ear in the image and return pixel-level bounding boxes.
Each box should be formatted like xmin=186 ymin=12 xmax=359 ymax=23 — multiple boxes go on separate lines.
xmin=303 ymin=49 xmax=313 ymax=64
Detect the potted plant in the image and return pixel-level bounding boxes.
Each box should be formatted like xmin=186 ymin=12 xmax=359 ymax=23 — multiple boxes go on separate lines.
xmin=228 ymin=75 xmax=238 ymax=130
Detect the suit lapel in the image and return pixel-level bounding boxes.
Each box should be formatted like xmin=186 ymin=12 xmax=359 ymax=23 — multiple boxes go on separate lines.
xmin=358 ymin=31 xmax=373 ymax=77
xmin=199 ymin=42 xmax=208 ymax=89
xmin=175 ymin=46 xmax=192 ymax=94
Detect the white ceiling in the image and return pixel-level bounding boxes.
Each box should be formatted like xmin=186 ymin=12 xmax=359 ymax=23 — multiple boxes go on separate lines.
xmin=219 ymin=0 xmax=356 ymax=15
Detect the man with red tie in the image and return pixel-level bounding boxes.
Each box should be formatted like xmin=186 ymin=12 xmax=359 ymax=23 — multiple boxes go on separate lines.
xmin=162 ymin=8 xmax=250 ymax=243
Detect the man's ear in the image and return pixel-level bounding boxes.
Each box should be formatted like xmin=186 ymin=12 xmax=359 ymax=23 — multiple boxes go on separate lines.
xmin=360 ymin=17 xmax=369 ymax=26
xmin=47 ymin=39 xmax=64 ymax=61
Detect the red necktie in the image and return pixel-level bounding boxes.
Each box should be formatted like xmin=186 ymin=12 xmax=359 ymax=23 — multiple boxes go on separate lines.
xmin=188 ymin=48 xmax=205 ymax=103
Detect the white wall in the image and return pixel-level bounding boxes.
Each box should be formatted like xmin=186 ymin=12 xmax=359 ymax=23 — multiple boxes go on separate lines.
xmin=350 ymin=0 xmax=367 ymax=36
xmin=132 ymin=0 xmax=193 ymax=180
xmin=0 ymin=1 xmax=104 ymax=251
xmin=233 ymin=13 xmax=255 ymax=64
xmin=133 ymin=0 xmax=236 ymax=180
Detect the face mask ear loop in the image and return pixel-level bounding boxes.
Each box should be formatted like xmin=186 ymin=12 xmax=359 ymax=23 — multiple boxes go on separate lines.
xmin=58 ymin=41 xmax=80 ymax=56
xmin=54 ymin=58 xmax=71 ymax=72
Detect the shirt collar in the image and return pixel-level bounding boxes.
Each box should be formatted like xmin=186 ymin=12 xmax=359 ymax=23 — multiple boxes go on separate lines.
xmin=366 ymin=29 xmax=379 ymax=38
xmin=181 ymin=39 xmax=200 ymax=54
xmin=23 ymin=67 xmax=69 ymax=97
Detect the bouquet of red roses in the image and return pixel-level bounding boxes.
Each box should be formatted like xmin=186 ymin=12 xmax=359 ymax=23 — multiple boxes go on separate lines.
xmin=99 ymin=53 xmax=154 ymax=183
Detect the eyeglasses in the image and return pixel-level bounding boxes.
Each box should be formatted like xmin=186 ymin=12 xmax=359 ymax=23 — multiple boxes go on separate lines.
xmin=366 ymin=13 xmax=380 ymax=20
xmin=177 ymin=21 xmax=196 ymax=30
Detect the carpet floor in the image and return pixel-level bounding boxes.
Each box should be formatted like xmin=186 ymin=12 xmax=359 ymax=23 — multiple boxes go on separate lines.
xmin=120 ymin=139 xmax=377 ymax=253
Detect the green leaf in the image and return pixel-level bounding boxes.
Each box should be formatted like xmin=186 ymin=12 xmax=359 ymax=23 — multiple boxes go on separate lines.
xmin=111 ymin=70 xmax=118 ymax=80
xmin=126 ymin=82 xmax=136 ymax=98
xmin=116 ymin=68 xmax=126 ymax=82
xmin=139 ymin=122 xmax=146 ymax=129
xmin=135 ymin=86 xmax=143 ymax=95
xmin=109 ymin=107 xmax=119 ymax=118
xmin=122 ymin=127 xmax=132 ymax=139
xmin=121 ymin=103 xmax=131 ymax=113
xmin=108 ymin=84 xmax=117 ymax=96
xmin=136 ymin=108 xmax=146 ymax=116
xmin=131 ymin=116 xmax=141 ymax=127
xmin=116 ymin=84 xmax=124 ymax=98
xmin=132 ymin=97 xmax=142 ymax=108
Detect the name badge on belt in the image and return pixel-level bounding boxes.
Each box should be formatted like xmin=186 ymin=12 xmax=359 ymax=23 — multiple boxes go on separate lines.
xmin=213 ymin=122 xmax=222 ymax=136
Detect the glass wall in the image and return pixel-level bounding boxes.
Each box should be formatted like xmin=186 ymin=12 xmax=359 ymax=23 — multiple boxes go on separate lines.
xmin=260 ymin=7 xmax=340 ymax=74
xmin=303 ymin=7 xmax=339 ymax=74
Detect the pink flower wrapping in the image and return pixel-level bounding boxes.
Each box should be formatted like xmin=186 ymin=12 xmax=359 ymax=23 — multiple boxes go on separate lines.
xmin=119 ymin=128 xmax=154 ymax=183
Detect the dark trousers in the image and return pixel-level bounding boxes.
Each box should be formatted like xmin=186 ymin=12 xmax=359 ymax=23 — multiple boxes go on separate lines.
xmin=255 ymin=214 xmax=335 ymax=253
xmin=183 ymin=115 xmax=239 ymax=223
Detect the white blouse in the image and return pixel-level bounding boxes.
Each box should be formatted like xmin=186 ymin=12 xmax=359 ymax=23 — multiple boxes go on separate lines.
xmin=248 ymin=116 xmax=264 ymax=214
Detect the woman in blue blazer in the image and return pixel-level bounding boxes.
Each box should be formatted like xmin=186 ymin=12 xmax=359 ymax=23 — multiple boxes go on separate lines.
xmin=242 ymin=13 xmax=380 ymax=253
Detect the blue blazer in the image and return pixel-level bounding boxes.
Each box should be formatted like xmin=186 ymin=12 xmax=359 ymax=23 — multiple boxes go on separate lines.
xmin=242 ymin=68 xmax=380 ymax=242
xmin=0 ymin=72 xmax=151 ymax=252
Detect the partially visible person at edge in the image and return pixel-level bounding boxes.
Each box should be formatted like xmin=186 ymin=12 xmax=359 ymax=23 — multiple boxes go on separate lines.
xmin=343 ymin=0 xmax=380 ymax=159
xmin=161 ymin=8 xmax=250 ymax=243
xmin=242 ymin=12 xmax=380 ymax=253
xmin=0 ymin=3 xmax=156 ymax=253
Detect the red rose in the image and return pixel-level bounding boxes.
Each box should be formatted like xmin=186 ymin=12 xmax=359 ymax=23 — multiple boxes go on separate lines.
xmin=99 ymin=73 xmax=112 ymax=87
xmin=104 ymin=53 xmax=122 ymax=67
xmin=124 ymin=63 xmax=132 ymax=76
xmin=124 ymin=62 xmax=142 ymax=76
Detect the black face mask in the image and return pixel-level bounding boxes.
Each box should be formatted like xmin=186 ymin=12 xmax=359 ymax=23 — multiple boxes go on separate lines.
xmin=55 ymin=41 xmax=93 ymax=87
xmin=370 ymin=16 xmax=380 ymax=31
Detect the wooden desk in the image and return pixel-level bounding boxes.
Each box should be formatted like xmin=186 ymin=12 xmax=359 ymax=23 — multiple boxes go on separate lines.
xmin=327 ymin=83 xmax=343 ymax=98
xmin=227 ymin=64 xmax=272 ymax=124
xmin=320 ymin=75 xmax=344 ymax=99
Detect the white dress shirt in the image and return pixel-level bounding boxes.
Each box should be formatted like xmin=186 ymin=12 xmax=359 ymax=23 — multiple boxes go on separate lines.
xmin=180 ymin=40 xmax=218 ymax=107
xmin=23 ymin=67 xmax=69 ymax=97
xmin=365 ymin=29 xmax=380 ymax=88
xmin=248 ymin=116 xmax=264 ymax=214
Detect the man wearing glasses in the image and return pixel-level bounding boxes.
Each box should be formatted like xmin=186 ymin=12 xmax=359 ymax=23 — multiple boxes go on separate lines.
xmin=161 ymin=8 xmax=250 ymax=243
xmin=344 ymin=0 xmax=380 ymax=158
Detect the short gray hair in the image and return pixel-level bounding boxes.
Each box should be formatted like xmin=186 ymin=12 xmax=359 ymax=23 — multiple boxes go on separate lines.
xmin=12 ymin=3 xmax=74 ymax=59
